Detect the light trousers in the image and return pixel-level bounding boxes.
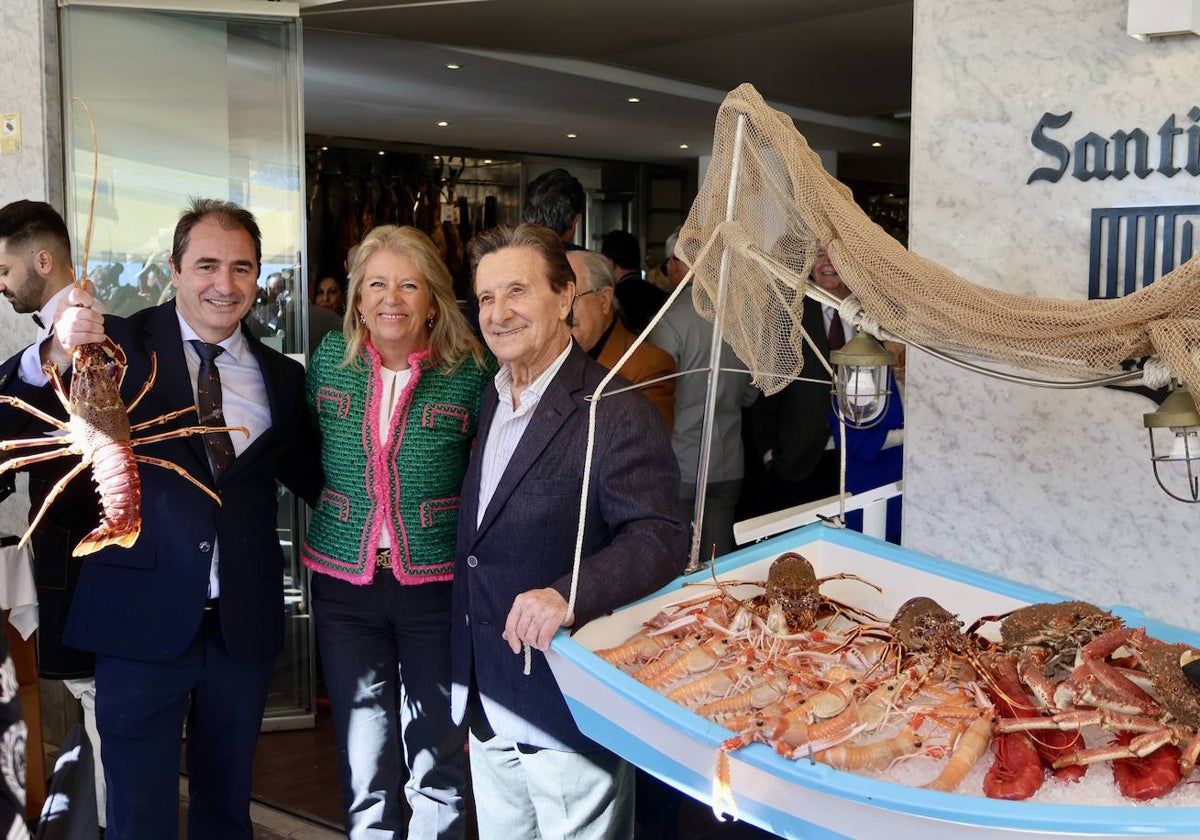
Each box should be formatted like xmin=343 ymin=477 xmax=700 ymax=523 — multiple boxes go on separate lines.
xmin=467 ymin=727 xmax=633 ymax=840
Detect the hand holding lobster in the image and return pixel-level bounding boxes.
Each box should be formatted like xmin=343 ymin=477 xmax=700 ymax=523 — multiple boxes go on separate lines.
xmin=39 ymin=284 xmax=103 ymax=366
xmin=0 ymin=283 xmax=250 ymax=556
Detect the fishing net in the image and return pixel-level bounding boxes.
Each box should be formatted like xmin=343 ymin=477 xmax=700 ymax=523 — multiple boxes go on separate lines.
xmin=679 ymin=84 xmax=1200 ymax=397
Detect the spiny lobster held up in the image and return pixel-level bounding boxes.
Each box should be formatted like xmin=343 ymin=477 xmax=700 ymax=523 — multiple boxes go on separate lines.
xmin=0 ymin=339 xmax=248 ymax=555
xmin=0 ymin=98 xmax=247 ymax=556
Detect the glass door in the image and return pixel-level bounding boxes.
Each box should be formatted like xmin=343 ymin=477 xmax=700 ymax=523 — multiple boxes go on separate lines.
xmin=59 ymin=0 xmax=314 ymax=728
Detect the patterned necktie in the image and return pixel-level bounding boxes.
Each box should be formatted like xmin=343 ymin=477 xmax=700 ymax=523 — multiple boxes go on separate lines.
xmin=828 ymin=310 xmax=847 ymax=352
xmin=190 ymin=340 xmax=236 ymax=478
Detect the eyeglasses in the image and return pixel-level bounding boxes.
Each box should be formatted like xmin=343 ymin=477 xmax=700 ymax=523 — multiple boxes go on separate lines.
xmin=572 ymin=290 xmax=597 ymax=308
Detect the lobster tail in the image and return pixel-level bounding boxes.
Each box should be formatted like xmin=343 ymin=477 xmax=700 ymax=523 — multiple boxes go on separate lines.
xmin=75 ymin=440 xmax=142 ymax=557
xmin=73 ymin=521 xmax=141 ymax=557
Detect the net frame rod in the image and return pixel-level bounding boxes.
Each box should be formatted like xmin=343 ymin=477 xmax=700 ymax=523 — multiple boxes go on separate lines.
xmin=686 ymin=113 xmax=748 ymax=574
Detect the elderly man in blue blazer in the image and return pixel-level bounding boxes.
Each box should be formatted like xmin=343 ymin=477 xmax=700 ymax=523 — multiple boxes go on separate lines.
xmin=453 ymin=223 xmax=686 ymax=839
xmin=0 ymin=199 xmax=320 ymax=839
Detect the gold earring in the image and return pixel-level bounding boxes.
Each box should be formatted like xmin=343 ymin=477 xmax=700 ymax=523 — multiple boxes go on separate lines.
xmin=359 ymin=312 xmax=366 ymax=324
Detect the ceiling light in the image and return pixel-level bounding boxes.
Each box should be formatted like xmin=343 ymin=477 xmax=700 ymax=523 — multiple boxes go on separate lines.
xmin=320 ymin=146 xmax=328 ymax=151
xmin=433 ymin=155 xmax=440 ymax=160
xmin=437 ymin=121 xmax=449 ymax=127
xmin=566 ymin=133 xmax=578 ymax=139
xmin=627 ymin=97 xmax=641 ymax=103
xmin=378 ymin=150 xmax=386 ymax=156
xmin=679 ymin=144 xmax=689 ymax=150
xmin=445 ymin=63 xmax=462 ymax=70
xmin=872 ymin=141 xmax=883 ymax=148
xmin=483 ymin=159 xmax=493 ymax=164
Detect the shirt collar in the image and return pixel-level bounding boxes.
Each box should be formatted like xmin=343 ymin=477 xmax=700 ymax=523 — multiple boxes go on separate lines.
xmin=587 ymin=318 xmax=617 ymax=361
xmin=36 ymin=286 xmax=72 ymax=336
xmin=494 ymin=338 xmax=573 ymax=408
xmin=177 ymin=312 xmax=247 ymax=363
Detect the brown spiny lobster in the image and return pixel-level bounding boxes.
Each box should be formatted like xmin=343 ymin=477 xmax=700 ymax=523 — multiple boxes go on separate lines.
xmin=0 ymin=98 xmax=246 ymax=557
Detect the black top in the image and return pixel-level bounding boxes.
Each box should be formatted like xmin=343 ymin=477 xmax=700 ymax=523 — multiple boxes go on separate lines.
xmin=612 ymin=272 xmax=668 ymax=334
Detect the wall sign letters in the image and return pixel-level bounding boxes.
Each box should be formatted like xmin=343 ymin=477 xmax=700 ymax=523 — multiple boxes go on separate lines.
xmin=1028 ymin=108 xmax=1200 ymax=184
xmin=1088 ymin=204 xmax=1200 ymax=299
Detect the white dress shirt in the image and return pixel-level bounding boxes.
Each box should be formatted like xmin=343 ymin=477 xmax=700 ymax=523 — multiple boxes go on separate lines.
xmin=375 ymin=365 xmax=412 ymax=550
xmin=476 ymin=339 xmax=572 ymax=527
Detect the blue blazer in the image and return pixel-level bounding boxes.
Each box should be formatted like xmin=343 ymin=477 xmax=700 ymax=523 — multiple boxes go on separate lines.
xmin=0 ymin=301 xmax=320 ymax=664
xmin=451 ymin=342 xmax=686 ymax=751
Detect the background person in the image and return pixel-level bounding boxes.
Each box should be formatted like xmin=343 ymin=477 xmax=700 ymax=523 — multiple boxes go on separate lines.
xmin=521 ymin=168 xmax=585 ymax=250
xmin=648 ymin=227 xmax=758 ymax=560
xmin=312 ymin=270 xmax=347 ymax=315
xmin=599 ymin=229 xmax=666 ymax=334
xmin=0 ymin=199 xmax=108 ymax=829
xmin=452 ymin=223 xmax=686 ymax=840
xmin=302 ymin=225 xmax=490 ymax=839
xmin=566 ymin=249 xmax=675 ymax=430
xmin=1 ymin=198 xmax=321 ymax=839
xmin=747 ymin=244 xmax=855 ymax=512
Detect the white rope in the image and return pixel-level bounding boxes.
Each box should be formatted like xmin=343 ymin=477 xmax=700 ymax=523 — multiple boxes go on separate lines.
xmin=1141 ymin=351 xmax=1200 ymax=391
xmin=542 ymin=258 xmax=702 ymax=676
xmin=1142 ymin=358 xmax=1175 ymax=390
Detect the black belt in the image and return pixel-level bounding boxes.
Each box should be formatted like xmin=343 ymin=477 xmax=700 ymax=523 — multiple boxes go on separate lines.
xmin=204 ymin=598 xmax=220 ymax=613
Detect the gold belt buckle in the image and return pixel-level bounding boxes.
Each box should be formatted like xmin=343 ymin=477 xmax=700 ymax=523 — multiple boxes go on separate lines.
xmin=376 ymin=549 xmax=392 ymax=569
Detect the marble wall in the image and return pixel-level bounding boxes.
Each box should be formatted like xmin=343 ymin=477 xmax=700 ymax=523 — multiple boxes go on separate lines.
xmin=0 ymin=0 xmax=58 ymax=538
xmin=907 ymin=0 xmax=1200 ymax=628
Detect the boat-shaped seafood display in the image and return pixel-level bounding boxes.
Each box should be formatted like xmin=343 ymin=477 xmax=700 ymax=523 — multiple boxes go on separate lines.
xmin=545 ymin=523 xmax=1200 ymax=839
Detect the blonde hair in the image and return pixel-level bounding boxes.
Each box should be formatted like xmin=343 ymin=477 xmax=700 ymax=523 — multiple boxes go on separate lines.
xmin=341 ymin=225 xmax=483 ymax=372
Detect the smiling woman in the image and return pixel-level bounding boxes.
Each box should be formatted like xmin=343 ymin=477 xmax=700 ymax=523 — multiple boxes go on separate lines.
xmin=302 ymin=223 xmax=490 ymax=837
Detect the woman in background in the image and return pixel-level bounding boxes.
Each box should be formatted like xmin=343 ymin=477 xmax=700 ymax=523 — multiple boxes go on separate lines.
xmin=312 ymin=271 xmax=347 ymax=315
xmin=302 ymin=225 xmax=490 ymax=839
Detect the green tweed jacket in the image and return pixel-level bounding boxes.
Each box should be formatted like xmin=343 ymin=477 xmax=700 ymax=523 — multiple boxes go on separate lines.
xmin=301 ymin=331 xmax=490 ymax=584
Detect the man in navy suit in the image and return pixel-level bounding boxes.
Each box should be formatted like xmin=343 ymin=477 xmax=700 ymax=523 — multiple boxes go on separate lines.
xmin=0 ymin=199 xmax=320 ymax=839
xmin=452 ymin=223 xmax=686 ymax=839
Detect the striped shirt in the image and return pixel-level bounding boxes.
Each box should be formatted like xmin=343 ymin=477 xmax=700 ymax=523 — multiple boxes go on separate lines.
xmin=476 ymin=340 xmax=572 ymax=527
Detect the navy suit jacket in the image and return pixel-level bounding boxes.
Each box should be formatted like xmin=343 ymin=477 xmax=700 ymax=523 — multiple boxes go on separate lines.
xmin=0 ymin=301 xmax=320 ymax=664
xmin=451 ymin=342 xmax=686 ymax=751
xmin=748 ymin=297 xmax=833 ymax=483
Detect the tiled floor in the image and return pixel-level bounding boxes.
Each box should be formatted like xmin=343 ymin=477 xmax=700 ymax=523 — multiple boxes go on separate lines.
xmin=180 ymin=779 xmax=783 ymax=840
xmin=178 ymin=778 xmax=342 ymax=840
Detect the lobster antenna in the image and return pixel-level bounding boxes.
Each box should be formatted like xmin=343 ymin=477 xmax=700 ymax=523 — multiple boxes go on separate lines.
xmin=71 ymin=96 xmax=99 ymax=289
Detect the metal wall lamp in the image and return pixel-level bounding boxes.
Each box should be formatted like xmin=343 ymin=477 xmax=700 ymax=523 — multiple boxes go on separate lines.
xmin=1143 ymin=384 xmax=1200 ymax=503
xmin=829 ymin=330 xmax=896 ymax=429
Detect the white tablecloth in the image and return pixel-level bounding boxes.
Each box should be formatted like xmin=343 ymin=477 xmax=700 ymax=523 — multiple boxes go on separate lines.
xmin=0 ymin=542 xmax=38 ymax=640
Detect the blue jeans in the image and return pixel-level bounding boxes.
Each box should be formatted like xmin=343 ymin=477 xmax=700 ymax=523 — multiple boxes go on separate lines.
xmin=467 ymin=727 xmax=634 ymax=840
xmin=313 ymin=572 xmax=465 ymax=839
